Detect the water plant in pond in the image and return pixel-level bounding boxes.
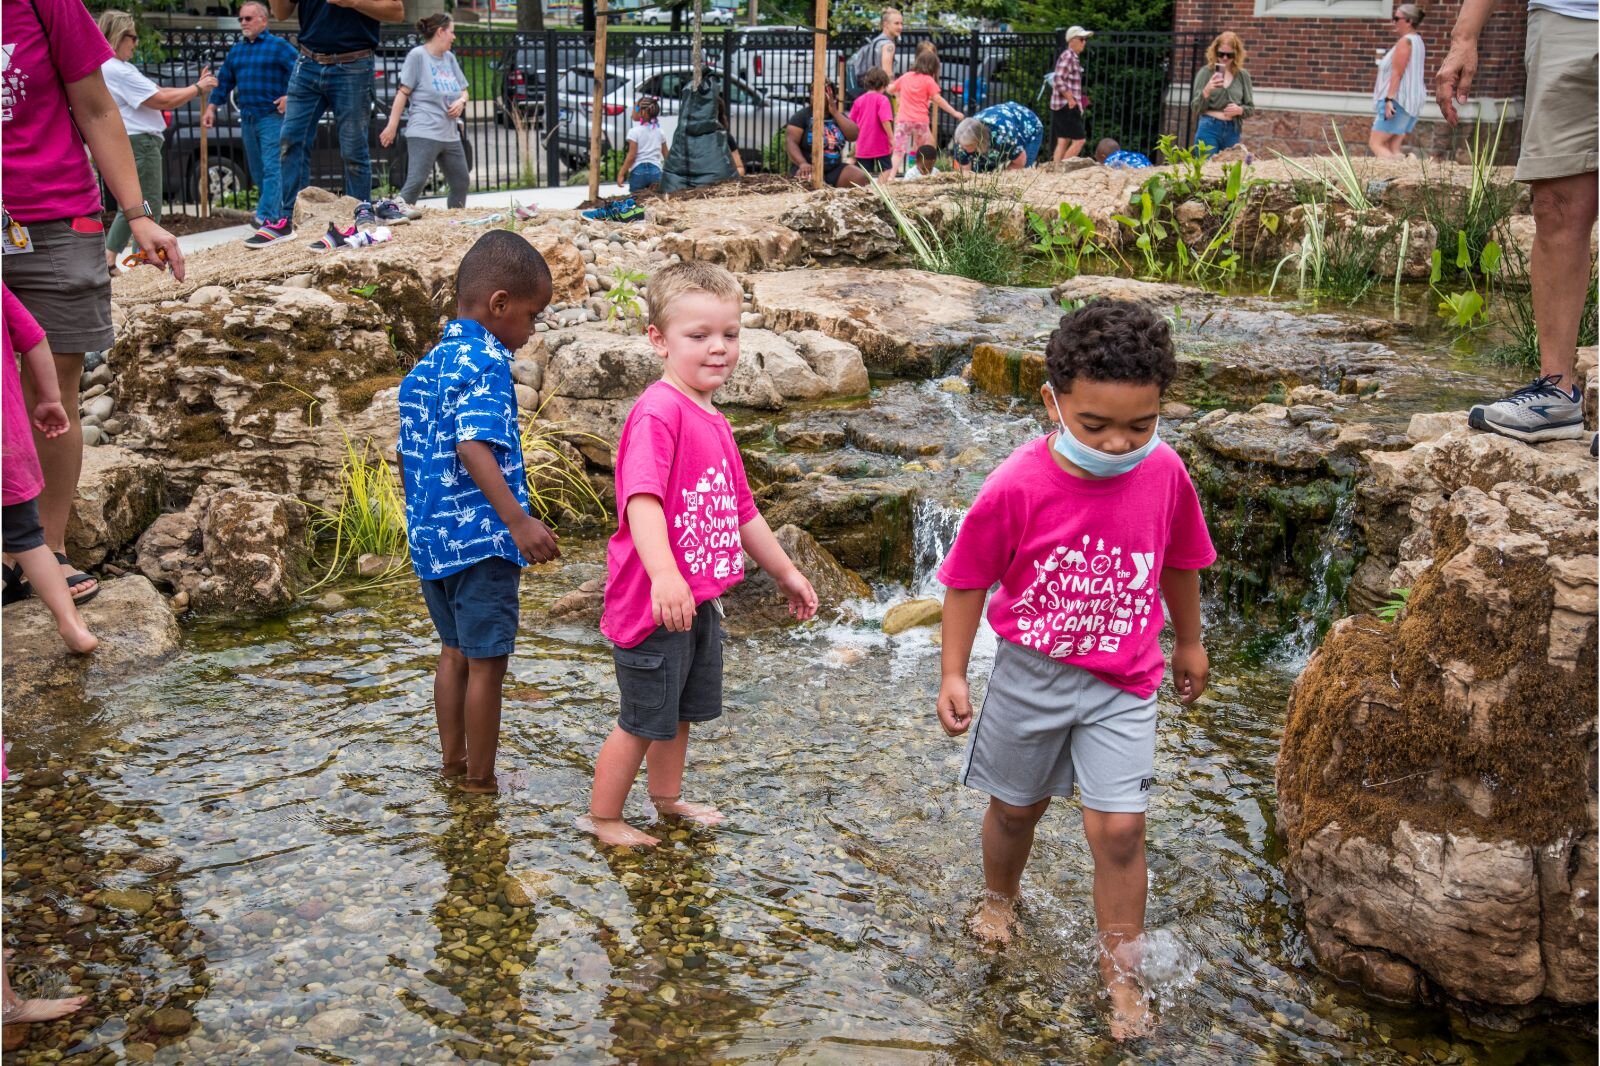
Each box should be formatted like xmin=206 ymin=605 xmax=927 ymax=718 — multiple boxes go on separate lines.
xmin=1273 ymin=124 xmax=1374 ymax=214
xmin=1024 ymin=201 xmax=1099 ymax=280
xmin=1430 ymin=229 xmax=1501 ymax=331
xmin=1114 ymin=136 xmax=1257 ymax=283
xmin=1417 ymin=104 xmax=1519 ymax=274
xmin=868 ymin=174 xmax=1021 ymax=285
xmin=307 ymin=434 xmax=410 ymax=585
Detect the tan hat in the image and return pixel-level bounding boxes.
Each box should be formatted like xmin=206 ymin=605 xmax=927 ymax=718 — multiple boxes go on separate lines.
xmin=1065 ymin=25 xmax=1094 ymax=41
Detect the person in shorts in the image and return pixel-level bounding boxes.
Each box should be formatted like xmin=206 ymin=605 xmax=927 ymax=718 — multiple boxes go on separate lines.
xmin=585 ymin=261 xmax=818 ymax=849
xmin=785 ymin=82 xmax=869 ymax=188
xmin=936 ymin=300 xmax=1215 ymax=1039
xmin=1049 ymin=26 xmax=1092 ymax=161
xmin=398 ymin=232 xmax=560 ymax=795
xmin=1438 ymin=0 xmax=1597 ymax=445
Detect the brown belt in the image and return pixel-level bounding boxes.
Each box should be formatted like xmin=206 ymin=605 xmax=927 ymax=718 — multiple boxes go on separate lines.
xmin=297 ymin=44 xmax=374 ymax=65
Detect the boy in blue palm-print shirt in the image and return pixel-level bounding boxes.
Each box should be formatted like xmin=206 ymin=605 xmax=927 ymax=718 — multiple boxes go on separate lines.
xmin=398 ymin=231 xmax=560 ymax=794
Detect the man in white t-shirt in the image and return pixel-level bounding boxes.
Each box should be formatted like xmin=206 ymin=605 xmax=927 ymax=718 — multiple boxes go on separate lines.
xmin=1438 ymin=0 xmax=1598 ymax=447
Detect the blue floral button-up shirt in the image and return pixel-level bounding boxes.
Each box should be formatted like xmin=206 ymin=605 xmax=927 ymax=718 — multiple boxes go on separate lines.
xmin=398 ymin=319 xmax=529 ymax=579
xmin=953 ymin=101 xmax=1044 ymax=172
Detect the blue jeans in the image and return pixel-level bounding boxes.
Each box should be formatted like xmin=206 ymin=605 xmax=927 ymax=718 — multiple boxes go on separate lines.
xmin=627 ymin=163 xmax=661 ymax=193
xmin=278 ymin=54 xmax=374 ymax=217
xmin=241 ymin=112 xmax=284 ymax=223
xmin=1194 ymin=115 xmax=1241 ymax=153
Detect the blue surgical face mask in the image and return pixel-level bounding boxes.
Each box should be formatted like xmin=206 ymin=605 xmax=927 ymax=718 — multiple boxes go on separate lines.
xmin=1049 ymin=387 xmax=1160 ymax=477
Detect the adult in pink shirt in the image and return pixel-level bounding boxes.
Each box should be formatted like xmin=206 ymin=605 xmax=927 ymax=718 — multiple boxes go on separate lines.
xmin=0 ymin=0 xmax=186 ymax=602
xmin=848 ymin=67 xmax=895 ymax=176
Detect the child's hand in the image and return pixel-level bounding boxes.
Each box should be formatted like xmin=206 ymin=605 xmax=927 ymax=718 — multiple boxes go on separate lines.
xmin=31 ymin=401 xmax=69 ymax=439
xmin=651 ymin=571 xmax=696 ymax=632
xmin=512 ymin=514 xmax=560 ymax=564
xmin=777 ymin=568 xmax=817 ymax=621
xmin=1172 ymin=639 xmax=1209 ymax=705
xmin=937 ymin=675 xmax=972 ymax=736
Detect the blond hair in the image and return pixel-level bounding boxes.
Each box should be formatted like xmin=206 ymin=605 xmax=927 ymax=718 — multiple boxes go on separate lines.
xmin=646 ymin=260 xmax=742 ymax=329
xmin=1206 ymin=31 xmax=1247 ymax=72
xmin=98 ymin=9 xmax=139 ymax=50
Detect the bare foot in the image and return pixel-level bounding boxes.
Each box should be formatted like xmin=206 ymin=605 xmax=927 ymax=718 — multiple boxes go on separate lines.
xmin=967 ymin=891 xmax=1018 ymax=945
xmin=1106 ymin=977 xmax=1151 ymax=1041
xmin=58 ymin=619 xmax=97 ymax=655
xmin=458 ymin=775 xmax=498 ymax=794
xmin=441 ymin=760 xmax=467 ymax=778
xmin=575 ymin=814 xmax=659 ymax=848
xmin=2 ymin=995 xmax=87 ymax=1023
xmin=649 ymin=795 xmax=725 ymax=826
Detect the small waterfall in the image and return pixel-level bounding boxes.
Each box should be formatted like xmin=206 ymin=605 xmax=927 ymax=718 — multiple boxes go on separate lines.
xmin=910 ymin=496 xmax=966 ymax=599
xmin=1278 ymin=485 xmax=1358 ymax=667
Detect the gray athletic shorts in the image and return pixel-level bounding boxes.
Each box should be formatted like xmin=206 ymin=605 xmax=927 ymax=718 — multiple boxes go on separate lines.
xmin=612 ymin=599 xmax=724 ymax=742
xmin=961 ymin=639 xmax=1157 ymax=813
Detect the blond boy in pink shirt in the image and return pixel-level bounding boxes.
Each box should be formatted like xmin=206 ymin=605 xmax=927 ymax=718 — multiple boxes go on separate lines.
xmin=937 ymin=300 xmax=1215 ymax=1039
xmin=584 ymin=261 xmax=818 ymax=848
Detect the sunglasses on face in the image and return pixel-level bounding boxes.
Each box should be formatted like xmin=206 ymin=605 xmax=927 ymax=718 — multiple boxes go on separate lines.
xmin=1216 ymin=50 xmax=1235 ymax=58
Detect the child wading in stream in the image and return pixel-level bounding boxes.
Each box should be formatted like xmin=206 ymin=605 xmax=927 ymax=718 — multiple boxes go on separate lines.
xmin=935 ymin=300 xmax=1215 ymax=1039
xmin=583 ymin=260 xmax=818 ymax=848
xmin=398 ymin=231 xmax=560 ymax=794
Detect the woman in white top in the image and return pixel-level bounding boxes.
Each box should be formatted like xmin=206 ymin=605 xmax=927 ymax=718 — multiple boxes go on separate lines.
xmin=1369 ymin=4 xmax=1427 ymax=158
xmin=96 ymin=10 xmax=216 ymax=267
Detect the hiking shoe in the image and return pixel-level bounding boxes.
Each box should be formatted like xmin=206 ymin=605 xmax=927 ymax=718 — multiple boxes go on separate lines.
xmin=1467 ymin=375 xmax=1586 ymax=443
xmin=309 ymin=221 xmax=356 ymax=252
xmin=581 ymin=202 xmax=611 ymax=221
xmin=612 ymin=199 xmax=645 ymax=222
xmin=354 ymin=200 xmax=377 ymax=229
xmin=373 ymin=197 xmax=411 ymax=225
xmin=243 ymin=218 xmax=296 ymax=248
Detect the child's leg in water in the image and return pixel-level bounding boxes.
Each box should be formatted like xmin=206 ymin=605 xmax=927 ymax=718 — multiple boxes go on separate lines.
xmin=972 ymin=795 xmax=1050 ymax=944
xmin=584 ymin=726 xmax=660 ymax=847
xmin=10 ymin=546 xmax=96 ymax=654
xmin=647 ymin=722 xmax=723 ymax=825
xmin=1083 ymin=807 xmax=1151 ymax=1039
xmin=435 ymin=645 xmax=468 ymax=777
xmin=2 ymin=950 xmax=86 ymax=1023
xmin=458 ymin=653 xmax=507 ymax=793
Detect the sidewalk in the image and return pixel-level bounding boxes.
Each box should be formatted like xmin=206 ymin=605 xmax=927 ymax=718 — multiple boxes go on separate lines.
xmin=175 ymin=182 xmax=626 ymax=254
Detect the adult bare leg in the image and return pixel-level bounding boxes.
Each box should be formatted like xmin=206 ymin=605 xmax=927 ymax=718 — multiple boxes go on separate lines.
xmin=1530 ymin=171 xmax=1599 ymax=386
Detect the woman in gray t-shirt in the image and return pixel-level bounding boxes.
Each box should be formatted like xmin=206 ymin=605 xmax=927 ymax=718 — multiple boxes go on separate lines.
xmin=380 ymin=14 xmax=470 ymax=208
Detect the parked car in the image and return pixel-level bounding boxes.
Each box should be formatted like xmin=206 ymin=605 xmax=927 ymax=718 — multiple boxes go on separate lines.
xmin=637 ymin=5 xmax=733 ymax=25
xmin=492 ymin=36 xmax=596 ymax=128
xmin=553 ymin=64 xmax=785 ymax=173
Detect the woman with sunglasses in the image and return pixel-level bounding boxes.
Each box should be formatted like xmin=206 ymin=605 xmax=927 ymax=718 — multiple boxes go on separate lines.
xmin=1370 ymin=5 xmax=1427 ymax=158
xmin=1190 ymin=33 xmax=1254 ymax=154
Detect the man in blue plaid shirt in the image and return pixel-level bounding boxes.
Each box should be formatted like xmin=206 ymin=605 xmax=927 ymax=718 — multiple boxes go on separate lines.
xmin=202 ymin=2 xmax=298 ymax=247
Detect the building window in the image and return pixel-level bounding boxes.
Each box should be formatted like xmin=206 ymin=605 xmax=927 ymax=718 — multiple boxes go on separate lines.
xmin=1255 ymin=0 xmax=1391 ymax=17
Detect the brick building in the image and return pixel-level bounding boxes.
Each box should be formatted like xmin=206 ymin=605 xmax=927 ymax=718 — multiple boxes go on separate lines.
xmin=1172 ymin=0 xmax=1527 ymax=158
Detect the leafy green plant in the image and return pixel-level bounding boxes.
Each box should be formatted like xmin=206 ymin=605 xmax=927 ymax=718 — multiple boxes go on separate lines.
xmin=348 ymin=283 xmax=379 ymax=298
xmin=868 ymin=174 xmax=1021 ymax=285
xmin=1112 ymin=136 xmax=1258 ymax=283
xmin=763 ymin=128 xmax=790 ymax=175
xmin=1376 ymin=587 xmax=1411 ymax=623
xmin=606 ymin=266 xmax=647 ymax=321
xmin=520 ymin=417 xmax=609 ymax=525
xmin=1273 ymin=125 xmax=1374 ymax=213
xmin=306 ymin=435 xmax=409 ymax=587
xmin=1430 ymin=229 xmax=1501 ymax=330
xmin=1417 ymin=104 xmax=1518 ymax=274
xmin=1025 ymin=201 xmax=1099 ymax=279
xmin=1112 ymin=186 xmax=1168 ymax=279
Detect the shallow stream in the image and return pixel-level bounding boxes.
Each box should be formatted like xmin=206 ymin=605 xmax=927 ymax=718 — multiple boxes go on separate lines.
xmin=3 ymin=292 xmax=1590 ymax=1064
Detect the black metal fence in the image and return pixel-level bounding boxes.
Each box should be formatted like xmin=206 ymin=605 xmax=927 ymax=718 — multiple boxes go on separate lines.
xmin=136 ymin=28 xmax=1206 ymax=215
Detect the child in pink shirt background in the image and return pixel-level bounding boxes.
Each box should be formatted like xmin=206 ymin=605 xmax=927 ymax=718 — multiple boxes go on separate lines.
xmin=848 ymin=67 xmax=895 ymax=175
xmin=888 ymin=50 xmax=963 ymax=177
xmin=936 ymin=300 xmax=1213 ymax=1040
xmin=586 ymin=261 xmax=818 ymax=849
xmin=1 ymin=286 xmax=98 ymax=654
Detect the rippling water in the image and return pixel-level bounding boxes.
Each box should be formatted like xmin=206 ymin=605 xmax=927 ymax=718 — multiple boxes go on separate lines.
xmin=3 ymin=545 xmax=1591 ymax=1064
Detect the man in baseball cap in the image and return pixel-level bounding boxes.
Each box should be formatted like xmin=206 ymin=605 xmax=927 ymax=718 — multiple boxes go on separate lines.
xmin=1050 ymin=27 xmax=1094 ymax=161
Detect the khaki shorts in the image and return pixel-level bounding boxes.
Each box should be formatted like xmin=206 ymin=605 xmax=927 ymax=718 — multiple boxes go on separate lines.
xmin=1516 ymin=9 xmax=1599 ymax=183
xmin=3 ymin=219 xmax=115 ymax=354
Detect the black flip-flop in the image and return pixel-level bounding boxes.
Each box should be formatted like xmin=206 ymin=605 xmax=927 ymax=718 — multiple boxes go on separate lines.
xmin=2 ymin=562 xmax=31 ymax=606
xmin=53 ymin=552 xmax=99 ymax=606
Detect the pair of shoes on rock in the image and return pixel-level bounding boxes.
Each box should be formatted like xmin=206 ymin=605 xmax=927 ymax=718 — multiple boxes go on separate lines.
xmin=581 ymin=197 xmax=644 ymax=223
xmin=243 ymin=218 xmax=295 ymax=248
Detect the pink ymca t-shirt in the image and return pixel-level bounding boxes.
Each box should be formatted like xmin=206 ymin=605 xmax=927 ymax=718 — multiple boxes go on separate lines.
xmin=0 ymin=0 xmax=115 ymax=223
xmin=938 ymin=435 xmax=1216 ymax=698
xmin=888 ymin=72 xmax=940 ymax=125
xmin=2 ymin=285 xmax=47 ymax=506
xmin=602 ymin=381 xmax=759 ymax=648
xmin=849 ymin=90 xmax=893 ymax=158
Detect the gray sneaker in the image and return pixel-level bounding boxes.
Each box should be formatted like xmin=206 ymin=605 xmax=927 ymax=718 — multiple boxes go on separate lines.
xmin=1467 ymin=375 xmax=1585 ymax=443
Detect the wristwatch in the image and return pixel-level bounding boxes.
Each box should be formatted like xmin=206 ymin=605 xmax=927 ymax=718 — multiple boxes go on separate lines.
xmin=122 ymin=200 xmax=154 ymax=222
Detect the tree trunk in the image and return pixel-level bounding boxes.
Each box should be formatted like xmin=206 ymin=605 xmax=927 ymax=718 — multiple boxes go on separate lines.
xmin=582 ymin=0 xmax=596 ymax=31
xmin=517 ymin=0 xmax=544 ymax=32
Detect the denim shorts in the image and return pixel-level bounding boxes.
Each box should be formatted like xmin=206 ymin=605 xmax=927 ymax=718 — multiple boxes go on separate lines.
xmin=628 ymin=163 xmax=662 ymax=192
xmin=612 ymin=600 xmax=724 ymax=741
xmin=1372 ymin=99 xmax=1419 ymax=136
xmin=1194 ymin=115 xmax=1241 ymax=153
xmin=419 ymin=556 xmax=521 ymax=659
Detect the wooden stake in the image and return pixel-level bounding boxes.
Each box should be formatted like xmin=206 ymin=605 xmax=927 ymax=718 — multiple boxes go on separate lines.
xmin=810 ymin=0 xmax=828 ymax=190
xmin=198 ymin=67 xmax=211 ymax=218
xmin=587 ymin=0 xmax=609 ymax=205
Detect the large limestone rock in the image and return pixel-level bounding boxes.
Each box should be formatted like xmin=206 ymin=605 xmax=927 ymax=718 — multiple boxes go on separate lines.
xmin=108 ymin=279 xmax=429 ymax=507
xmin=525 ymin=229 xmax=590 ymax=306
xmin=65 ymin=445 xmax=165 ymax=568
xmin=784 ymin=330 xmax=869 ymax=398
xmin=722 ymin=524 xmax=870 ymax=634
xmin=751 ymin=268 xmax=1057 ymax=378
xmin=136 ymin=489 xmax=311 ymax=617
xmin=657 ymin=220 xmax=803 ymax=273
xmin=1279 ymin=429 xmax=1597 ymax=1008
xmin=779 ymin=190 xmax=900 ymax=262
xmin=1 ymin=576 xmax=181 ymax=710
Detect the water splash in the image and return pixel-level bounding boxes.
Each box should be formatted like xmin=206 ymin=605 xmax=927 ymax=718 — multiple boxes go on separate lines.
xmin=1278 ymin=485 xmax=1358 ymax=667
xmin=911 ymin=496 xmax=966 ymax=599
xmin=1133 ymin=927 xmax=1204 ymax=1008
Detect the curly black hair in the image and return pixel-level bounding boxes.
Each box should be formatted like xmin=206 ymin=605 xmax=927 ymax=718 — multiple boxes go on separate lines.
xmin=1043 ymin=300 xmax=1177 ymax=393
